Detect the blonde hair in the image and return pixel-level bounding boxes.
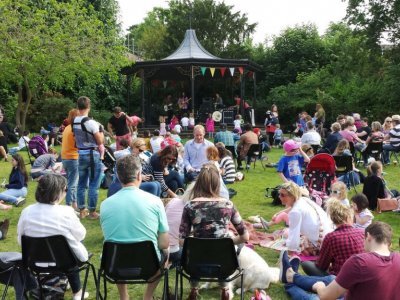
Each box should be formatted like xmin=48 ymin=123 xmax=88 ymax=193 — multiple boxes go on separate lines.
xmin=326 ymin=198 xmax=353 ymax=225
xmin=191 ymin=163 xmax=220 ymax=199
xmin=279 ymin=181 xmax=301 ymax=201
xmin=371 ymin=121 xmax=382 ymax=132
xmin=330 ymin=181 xmax=347 ymax=200
xmin=333 ymin=139 xmax=350 ymax=156
xmin=131 ymin=138 xmax=146 ymax=149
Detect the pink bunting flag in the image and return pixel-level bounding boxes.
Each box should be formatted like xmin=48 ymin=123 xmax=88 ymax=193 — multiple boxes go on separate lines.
xmin=220 ymin=67 xmax=226 ymax=77
xmin=238 ymin=67 xmax=244 ymax=74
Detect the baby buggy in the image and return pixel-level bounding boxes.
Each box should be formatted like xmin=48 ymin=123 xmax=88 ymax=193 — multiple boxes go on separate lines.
xmin=304 ymin=153 xmax=336 ymax=206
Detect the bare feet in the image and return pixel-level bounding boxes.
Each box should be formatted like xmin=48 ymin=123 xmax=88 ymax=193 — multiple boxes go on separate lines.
xmin=0 ymin=203 xmax=12 ymax=210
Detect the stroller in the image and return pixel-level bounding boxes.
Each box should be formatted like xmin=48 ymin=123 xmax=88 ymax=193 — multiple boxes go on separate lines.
xmin=100 ymin=145 xmax=116 ymax=189
xmin=304 ymin=153 xmax=336 ymax=206
xmin=28 ymin=135 xmax=48 ymax=159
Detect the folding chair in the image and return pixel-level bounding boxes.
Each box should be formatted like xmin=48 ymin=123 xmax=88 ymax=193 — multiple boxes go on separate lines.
xmin=363 ymin=142 xmax=383 ymax=163
xmin=23 ymin=138 xmax=34 ymax=166
xmin=175 ymin=237 xmax=244 ymax=300
xmin=0 ymin=252 xmax=22 ymax=300
xmin=96 ymin=241 xmax=169 ymax=300
xmin=246 ymin=144 xmax=266 ymax=171
xmin=333 ymin=155 xmax=358 ymax=192
xmin=21 ymin=235 xmax=98 ymax=300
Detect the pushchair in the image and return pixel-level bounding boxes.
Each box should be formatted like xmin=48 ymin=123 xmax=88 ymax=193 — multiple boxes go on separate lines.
xmin=304 ymin=153 xmax=336 ymax=206
xmin=100 ymin=145 xmax=116 ymax=189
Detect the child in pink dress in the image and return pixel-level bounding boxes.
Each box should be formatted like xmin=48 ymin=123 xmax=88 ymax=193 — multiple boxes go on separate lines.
xmin=205 ymin=113 xmax=215 ymax=139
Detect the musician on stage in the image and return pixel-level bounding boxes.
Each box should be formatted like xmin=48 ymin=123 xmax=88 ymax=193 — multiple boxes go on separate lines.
xmin=178 ymin=92 xmax=190 ymax=116
xmin=234 ymin=95 xmax=252 ymax=122
xmin=215 ymin=93 xmax=224 ymax=109
xmin=163 ymin=94 xmax=174 ymax=124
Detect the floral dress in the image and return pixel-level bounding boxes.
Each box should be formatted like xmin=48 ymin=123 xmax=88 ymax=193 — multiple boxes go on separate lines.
xmin=179 ymin=198 xmax=246 ymax=239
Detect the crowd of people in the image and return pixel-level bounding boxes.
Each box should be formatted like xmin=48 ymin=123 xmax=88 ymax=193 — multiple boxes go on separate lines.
xmin=0 ymin=100 xmax=399 ymax=300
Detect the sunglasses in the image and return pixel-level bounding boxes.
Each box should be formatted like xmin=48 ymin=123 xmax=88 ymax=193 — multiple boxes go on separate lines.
xmin=138 ymin=149 xmax=144 ymax=153
xmin=331 ymin=190 xmax=341 ymax=194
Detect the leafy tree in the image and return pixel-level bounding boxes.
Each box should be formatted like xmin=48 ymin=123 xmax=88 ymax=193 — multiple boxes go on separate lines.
xmin=129 ymin=0 xmax=257 ymax=60
xmin=0 ymin=0 xmax=127 ymax=130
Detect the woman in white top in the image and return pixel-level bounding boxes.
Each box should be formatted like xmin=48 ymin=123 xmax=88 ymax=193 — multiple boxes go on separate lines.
xmin=17 ymin=174 xmax=89 ymax=300
xmin=279 ymin=181 xmax=333 ymax=255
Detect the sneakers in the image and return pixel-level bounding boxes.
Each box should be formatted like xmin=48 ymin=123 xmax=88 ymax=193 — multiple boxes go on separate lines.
xmin=79 ymin=209 xmax=89 ymax=219
xmin=88 ymin=211 xmax=99 ymax=220
xmin=246 ymin=164 xmax=251 ymax=170
xmin=279 ymin=250 xmax=291 ymax=284
xmin=0 ymin=219 xmax=10 ymax=240
xmin=72 ymin=290 xmax=89 ymax=300
xmin=15 ymin=197 xmax=26 ymax=207
xmin=289 ymin=255 xmax=301 ymax=273
xmin=175 ymin=188 xmax=185 ymax=196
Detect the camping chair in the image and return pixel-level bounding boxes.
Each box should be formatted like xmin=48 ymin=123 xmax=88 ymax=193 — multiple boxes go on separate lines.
xmin=246 ymin=144 xmax=266 ymax=172
xmin=96 ymin=241 xmax=169 ymax=300
xmin=333 ymin=156 xmax=358 ymax=192
xmin=363 ymin=142 xmax=383 ymax=163
xmin=23 ymin=138 xmax=34 ymax=166
xmin=175 ymin=237 xmax=244 ymax=300
xmin=21 ymin=235 xmax=98 ymax=300
xmin=0 ymin=252 xmax=23 ymax=300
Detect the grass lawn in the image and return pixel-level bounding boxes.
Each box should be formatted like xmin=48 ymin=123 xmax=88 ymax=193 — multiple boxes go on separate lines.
xmin=1 ymin=144 xmax=399 ymax=299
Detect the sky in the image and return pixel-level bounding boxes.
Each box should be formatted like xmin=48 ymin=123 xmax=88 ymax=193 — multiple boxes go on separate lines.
xmin=116 ymin=0 xmax=348 ymax=44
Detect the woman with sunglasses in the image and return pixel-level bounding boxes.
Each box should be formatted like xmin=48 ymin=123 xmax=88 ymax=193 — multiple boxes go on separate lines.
xmin=108 ymin=138 xmax=161 ymax=197
xmin=149 ymin=145 xmax=184 ymax=198
xmin=382 ymin=117 xmax=393 ymax=135
xmin=278 ymin=181 xmax=332 ymax=256
xmin=17 ymin=174 xmax=89 ymax=299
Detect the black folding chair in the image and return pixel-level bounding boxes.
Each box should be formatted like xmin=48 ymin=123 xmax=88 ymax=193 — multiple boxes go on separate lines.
xmin=0 ymin=252 xmax=22 ymax=300
xmin=23 ymin=138 xmax=34 ymax=166
xmin=21 ymin=235 xmax=98 ymax=300
xmin=96 ymin=241 xmax=169 ymax=300
xmin=246 ymin=144 xmax=266 ymax=171
xmin=363 ymin=142 xmax=383 ymax=163
xmin=333 ymin=155 xmax=358 ymax=192
xmin=175 ymin=237 xmax=244 ymax=300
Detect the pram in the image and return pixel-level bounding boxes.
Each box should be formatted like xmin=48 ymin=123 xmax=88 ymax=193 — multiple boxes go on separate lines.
xmin=100 ymin=145 xmax=116 ymax=189
xmin=304 ymin=153 xmax=336 ymax=206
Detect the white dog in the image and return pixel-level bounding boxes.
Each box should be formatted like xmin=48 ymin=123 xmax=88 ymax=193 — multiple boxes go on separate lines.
xmin=200 ymin=245 xmax=280 ymax=299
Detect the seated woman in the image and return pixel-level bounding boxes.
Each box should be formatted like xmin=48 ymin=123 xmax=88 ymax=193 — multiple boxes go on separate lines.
xmin=30 ymin=149 xmax=62 ymax=179
xmin=332 ymin=139 xmax=364 ymax=186
xmin=0 ymin=129 xmax=8 ymax=161
xmin=179 ymin=163 xmax=249 ymax=300
xmin=0 ymin=154 xmax=28 ymax=207
xmin=17 ymin=174 xmax=89 ymax=300
xmin=215 ymin=142 xmax=236 ymax=184
xmin=362 ymin=121 xmax=384 ymax=165
xmin=149 ymin=145 xmax=184 ymax=198
xmin=107 ymin=138 xmax=161 ymax=197
xmin=278 ymin=182 xmax=332 ymax=256
xmin=362 ymin=161 xmax=387 ymax=210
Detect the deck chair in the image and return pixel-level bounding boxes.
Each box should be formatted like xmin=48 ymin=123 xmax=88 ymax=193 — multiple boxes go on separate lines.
xmin=175 ymin=237 xmax=244 ymax=300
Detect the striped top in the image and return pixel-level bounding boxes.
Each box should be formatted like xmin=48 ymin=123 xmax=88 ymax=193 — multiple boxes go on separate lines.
xmin=389 ymin=125 xmax=400 ymax=147
xmin=220 ymin=156 xmax=236 ymax=184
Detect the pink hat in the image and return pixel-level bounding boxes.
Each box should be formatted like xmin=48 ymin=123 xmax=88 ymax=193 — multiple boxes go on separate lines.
xmin=283 ymin=139 xmax=300 ymax=153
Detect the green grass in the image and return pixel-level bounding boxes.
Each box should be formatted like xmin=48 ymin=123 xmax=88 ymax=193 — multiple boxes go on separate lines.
xmin=1 ymin=145 xmax=399 ymax=299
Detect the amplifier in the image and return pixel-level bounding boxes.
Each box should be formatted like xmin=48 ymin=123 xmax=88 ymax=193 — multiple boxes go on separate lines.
xmin=222 ymin=110 xmax=234 ymax=124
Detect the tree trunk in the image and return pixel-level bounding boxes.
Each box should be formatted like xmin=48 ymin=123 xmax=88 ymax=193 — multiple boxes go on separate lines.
xmin=15 ymin=76 xmax=33 ymax=131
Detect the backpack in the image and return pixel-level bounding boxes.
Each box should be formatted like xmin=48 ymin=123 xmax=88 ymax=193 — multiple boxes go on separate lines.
xmin=28 ymin=136 xmax=48 ymax=158
xmin=71 ymin=117 xmax=96 ymax=149
xmin=265 ymin=185 xmax=282 ymax=205
xmin=29 ymin=275 xmax=68 ymax=300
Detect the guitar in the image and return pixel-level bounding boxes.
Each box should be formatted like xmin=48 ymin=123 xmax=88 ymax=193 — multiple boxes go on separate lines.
xmin=178 ymin=97 xmax=191 ymax=109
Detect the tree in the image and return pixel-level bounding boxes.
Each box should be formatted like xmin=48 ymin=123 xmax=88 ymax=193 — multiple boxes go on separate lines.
xmin=346 ymin=0 xmax=400 ymax=47
xmin=0 ymin=0 xmax=127 ymax=130
xmin=129 ymin=0 xmax=257 ymax=60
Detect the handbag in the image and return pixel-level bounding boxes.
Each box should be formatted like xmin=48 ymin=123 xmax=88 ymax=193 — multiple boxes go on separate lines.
xmin=377 ymin=198 xmax=399 ymax=213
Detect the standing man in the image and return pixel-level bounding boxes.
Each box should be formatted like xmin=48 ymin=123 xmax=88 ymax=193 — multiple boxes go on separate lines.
xmin=100 ymin=155 xmax=169 ymax=300
xmin=236 ymin=123 xmax=258 ymax=170
xmin=214 ymin=123 xmax=234 ymax=147
xmin=73 ymin=96 xmax=104 ymax=219
xmin=183 ymin=125 xmax=214 ymax=182
xmin=107 ymin=106 xmax=132 ymax=151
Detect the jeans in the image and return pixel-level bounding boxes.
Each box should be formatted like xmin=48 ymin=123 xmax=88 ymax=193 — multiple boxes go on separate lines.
xmin=165 ymin=170 xmax=184 ymax=192
xmin=383 ymin=144 xmax=400 ymax=164
xmin=77 ymin=152 xmax=102 ymax=212
xmin=184 ymin=170 xmax=199 ymax=183
xmin=301 ymin=261 xmax=329 ymax=277
xmin=107 ymin=176 xmax=162 ymax=198
xmin=62 ymin=159 xmax=79 ymax=206
xmin=285 ymin=274 xmax=335 ymax=300
xmin=0 ymin=187 xmax=27 ymax=204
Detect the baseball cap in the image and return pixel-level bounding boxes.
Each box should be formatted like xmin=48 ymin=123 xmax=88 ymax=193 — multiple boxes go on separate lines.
xmin=283 ymin=139 xmax=300 ymax=153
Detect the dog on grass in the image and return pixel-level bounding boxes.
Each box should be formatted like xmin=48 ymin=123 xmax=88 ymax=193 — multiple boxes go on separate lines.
xmin=200 ymin=245 xmax=280 ymax=299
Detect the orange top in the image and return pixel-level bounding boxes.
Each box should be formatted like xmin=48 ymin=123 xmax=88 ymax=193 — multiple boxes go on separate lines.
xmin=61 ymin=125 xmax=78 ymax=160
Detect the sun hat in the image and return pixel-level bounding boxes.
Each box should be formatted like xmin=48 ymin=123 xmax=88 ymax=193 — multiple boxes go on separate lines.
xmin=283 ymin=139 xmax=300 ymax=153
xmin=391 ymin=115 xmax=400 ymax=122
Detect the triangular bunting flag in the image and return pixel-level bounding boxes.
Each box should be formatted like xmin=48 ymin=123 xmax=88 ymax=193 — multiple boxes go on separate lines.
xmin=238 ymin=67 xmax=244 ymax=74
xmin=220 ymin=67 xmax=226 ymax=77
xmin=201 ymin=67 xmax=207 ymax=76
xmin=163 ymin=81 xmax=167 ymax=88
xmin=229 ymin=67 xmax=235 ymax=76
xmin=210 ymin=68 xmax=216 ymax=77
